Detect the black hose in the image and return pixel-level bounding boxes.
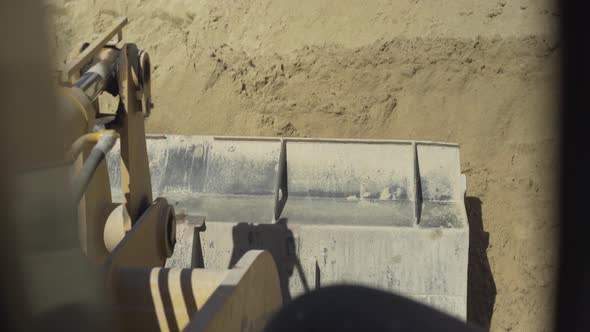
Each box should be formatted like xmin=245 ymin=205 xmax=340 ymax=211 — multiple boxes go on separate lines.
xmin=72 ymin=132 xmax=118 ymax=204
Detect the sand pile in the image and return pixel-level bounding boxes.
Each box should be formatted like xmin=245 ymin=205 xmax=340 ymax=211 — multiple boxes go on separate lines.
xmin=47 ymin=0 xmax=560 ymax=330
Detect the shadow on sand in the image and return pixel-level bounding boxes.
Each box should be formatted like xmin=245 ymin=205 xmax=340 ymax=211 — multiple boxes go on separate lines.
xmin=466 ymin=196 xmax=497 ymax=330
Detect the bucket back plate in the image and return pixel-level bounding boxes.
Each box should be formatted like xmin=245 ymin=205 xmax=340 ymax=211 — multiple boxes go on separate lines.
xmin=106 ymin=135 xmax=469 ymax=319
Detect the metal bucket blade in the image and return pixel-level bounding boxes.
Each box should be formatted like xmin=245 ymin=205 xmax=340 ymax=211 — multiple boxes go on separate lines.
xmin=106 ymin=135 xmax=469 ymax=319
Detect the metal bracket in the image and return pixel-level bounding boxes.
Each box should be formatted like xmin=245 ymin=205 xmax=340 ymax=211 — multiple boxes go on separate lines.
xmin=60 ymin=17 xmax=128 ymax=84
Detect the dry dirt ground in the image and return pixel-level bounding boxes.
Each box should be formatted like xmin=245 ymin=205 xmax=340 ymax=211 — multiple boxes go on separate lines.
xmin=47 ymin=0 xmax=560 ymax=330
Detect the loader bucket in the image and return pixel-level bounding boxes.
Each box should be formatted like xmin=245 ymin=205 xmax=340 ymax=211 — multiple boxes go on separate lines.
xmin=106 ymin=135 xmax=469 ymax=319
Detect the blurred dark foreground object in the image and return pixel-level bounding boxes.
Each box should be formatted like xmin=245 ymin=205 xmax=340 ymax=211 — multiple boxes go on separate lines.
xmin=264 ymin=285 xmax=483 ymax=332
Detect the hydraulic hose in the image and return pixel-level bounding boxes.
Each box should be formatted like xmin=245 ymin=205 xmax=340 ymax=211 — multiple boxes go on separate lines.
xmin=72 ymin=130 xmax=119 ymax=204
